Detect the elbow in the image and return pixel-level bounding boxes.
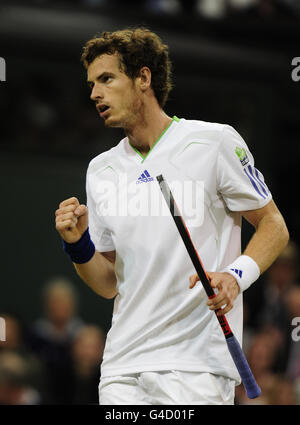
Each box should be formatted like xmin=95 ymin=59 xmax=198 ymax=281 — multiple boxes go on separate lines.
xmin=282 ymin=222 xmax=290 ymax=248
xmin=101 ymin=279 xmax=118 ymax=299
xmin=102 ymin=290 xmax=118 ymax=300
xmin=278 ymin=216 xmax=289 ymax=252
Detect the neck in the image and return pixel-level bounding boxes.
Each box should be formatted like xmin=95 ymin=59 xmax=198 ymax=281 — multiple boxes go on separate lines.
xmin=125 ymin=106 xmax=172 ymax=156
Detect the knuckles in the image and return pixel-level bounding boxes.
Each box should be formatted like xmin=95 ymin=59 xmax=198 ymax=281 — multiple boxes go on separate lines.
xmin=59 ymin=197 xmax=79 ymax=209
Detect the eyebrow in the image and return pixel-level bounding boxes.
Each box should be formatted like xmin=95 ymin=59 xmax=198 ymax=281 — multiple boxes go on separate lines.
xmin=87 ymin=72 xmax=114 ymax=85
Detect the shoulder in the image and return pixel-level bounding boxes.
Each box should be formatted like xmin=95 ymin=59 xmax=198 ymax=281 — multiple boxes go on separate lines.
xmin=180 ymin=119 xmax=247 ymax=148
xmin=178 ymin=118 xmax=228 ymax=143
xmin=180 ymin=117 xmax=225 ymax=131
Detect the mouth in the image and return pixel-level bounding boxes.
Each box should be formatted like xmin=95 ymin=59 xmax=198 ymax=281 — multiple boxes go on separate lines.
xmin=97 ymin=104 xmax=110 ymax=118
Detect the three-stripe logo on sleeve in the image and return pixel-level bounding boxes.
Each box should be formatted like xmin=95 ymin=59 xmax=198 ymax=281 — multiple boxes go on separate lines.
xmin=243 ymin=165 xmax=269 ymax=199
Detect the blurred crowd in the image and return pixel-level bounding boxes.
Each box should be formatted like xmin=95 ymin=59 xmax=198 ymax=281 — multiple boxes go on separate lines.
xmin=4 ymin=0 xmax=300 ymax=20
xmin=0 ymin=241 xmax=300 ymax=405
xmin=236 ymin=240 xmax=300 ymax=404
xmin=0 ymin=277 xmax=105 ymax=405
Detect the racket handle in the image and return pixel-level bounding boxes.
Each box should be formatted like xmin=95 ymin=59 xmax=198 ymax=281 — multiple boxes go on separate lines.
xmin=226 ymin=334 xmax=261 ymax=399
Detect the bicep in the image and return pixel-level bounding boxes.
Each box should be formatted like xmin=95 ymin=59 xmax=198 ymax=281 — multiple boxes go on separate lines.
xmin=241 ymin=199 xmax=284 ymax=229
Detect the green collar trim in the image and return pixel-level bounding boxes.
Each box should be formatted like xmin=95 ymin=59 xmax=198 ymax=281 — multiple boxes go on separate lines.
xmin=129 ymin=116 xmax=180 ymax=163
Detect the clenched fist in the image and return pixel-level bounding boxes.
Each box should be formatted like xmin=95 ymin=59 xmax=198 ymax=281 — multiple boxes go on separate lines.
xmin=55 ymin=197 xmax=88 ymax=243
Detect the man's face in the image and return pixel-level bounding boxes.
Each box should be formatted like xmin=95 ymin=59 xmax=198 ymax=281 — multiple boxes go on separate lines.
xmin=87 ymin=53 xmax=141 ymax=129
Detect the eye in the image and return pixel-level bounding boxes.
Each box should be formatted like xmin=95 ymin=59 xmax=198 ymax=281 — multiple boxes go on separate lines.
xmin=103 ymin=76 xmax=112 ymax=83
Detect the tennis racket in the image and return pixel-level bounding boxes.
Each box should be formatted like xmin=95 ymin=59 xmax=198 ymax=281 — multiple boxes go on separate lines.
xmin=156 ymin=174 xmax=261 ymax=399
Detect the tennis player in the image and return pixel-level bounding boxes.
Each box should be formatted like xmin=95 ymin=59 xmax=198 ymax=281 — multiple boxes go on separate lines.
xmin=55 ymin=28 xmax=289 ymax=405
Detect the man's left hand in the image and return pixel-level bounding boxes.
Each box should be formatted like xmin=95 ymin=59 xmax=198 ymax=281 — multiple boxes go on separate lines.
xmin=189 ymin=272 xmax=240 ymax=315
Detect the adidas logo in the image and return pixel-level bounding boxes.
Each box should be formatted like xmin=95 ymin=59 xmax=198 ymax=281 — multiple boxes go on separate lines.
xmin=230 ymin=268 xmax=243 ymax=278
xmin=136 ymin=170 xmax=154 ymax=184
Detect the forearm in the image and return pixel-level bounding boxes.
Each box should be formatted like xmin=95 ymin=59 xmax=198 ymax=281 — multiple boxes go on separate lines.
xmin=74 ymin=251 xmax=117 ymax=299
xmin=243 ymin=210 xmax=289 ymax=275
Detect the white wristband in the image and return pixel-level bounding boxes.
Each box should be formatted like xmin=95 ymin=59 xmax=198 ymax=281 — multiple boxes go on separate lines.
xmin=224 ymin=255 xmax=260 ymax=293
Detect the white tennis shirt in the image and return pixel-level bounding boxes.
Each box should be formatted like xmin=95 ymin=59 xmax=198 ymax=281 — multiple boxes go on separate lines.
xmin=86 ymin=117 xmax=272 ymax=383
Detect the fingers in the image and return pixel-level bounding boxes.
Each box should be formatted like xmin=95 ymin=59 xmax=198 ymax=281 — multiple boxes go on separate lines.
xmin=74 ymin=204 xmax=88 ymax=217
xmin=55 ymin=197 xmax=88 ymax=242
xmin=206 ymin=277 xmax=228 ymax=313
xmin=207 ymin=294 xmax=233 ymax=316
xmin=189 ymin=271 xmax=211 ymax=289
xmin=56 ymin=218 xmax=77 ymax=231
xmin=207 ymin=273 xmax=239 ymax=315
xmin=59 ymin=197 xmax=80 ymax=209
xmin=56 ymin=211 xmax=77 ymax=224
xmin=189 ymin=274 xmax=199 ymax=289
xmin=55 ymin=204 xmax=87 ymax=218
xmin=189 ymin=271 xmax=239 ymax=316
xmin=55 ymin=204 xmax=76 ymax=217
xmin=56 ymin=202 xmax=78 ymax=229
xmin=55 ymin=211 xmax=77 ymax=231
xmin=56 ymin=196 xmax=87 ymax=219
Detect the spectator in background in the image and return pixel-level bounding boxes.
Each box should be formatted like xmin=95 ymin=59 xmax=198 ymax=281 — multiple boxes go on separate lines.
xmin=236 ymin=241 xmax=300 ymax=404
xmin=256 ymin=241 xmax=299 ymax=371
xmin=260 ymin=241 xmax=298 ymax=316
xmin=268 ymin=375 xmax=297 ymax=405
xmin=0 ymin=314 xmax=44 ymax=404
xmin=26 ymin=276 xmax=84 ymax=403
xmin=235 ymin=328 xmax=286 ymax=404
xmin=0 ymin=314 xmax=24 ymax=352
xmin=69 ymin=325 xmax=105 ymax=404
xmin=0 ymin=351 xmax=41 ymax=405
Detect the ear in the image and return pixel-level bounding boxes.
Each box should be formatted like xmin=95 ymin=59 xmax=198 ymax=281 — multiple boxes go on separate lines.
xmin=138 ymin=66 xmax=152 ymax=91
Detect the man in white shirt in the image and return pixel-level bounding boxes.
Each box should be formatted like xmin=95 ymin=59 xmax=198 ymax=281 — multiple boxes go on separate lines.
xmin=55 ymin=27 xmax=289 ymax=405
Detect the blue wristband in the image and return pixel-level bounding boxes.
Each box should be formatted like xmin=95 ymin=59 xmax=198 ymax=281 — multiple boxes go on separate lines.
xmin=62 ymin=228 xmax=95 ymax=264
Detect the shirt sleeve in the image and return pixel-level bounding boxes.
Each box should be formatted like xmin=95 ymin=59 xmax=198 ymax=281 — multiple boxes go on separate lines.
xmin=217 ymin=125 xmax=272 ymax=211
xmin=86 ymin=168 xmax=115 ymax=253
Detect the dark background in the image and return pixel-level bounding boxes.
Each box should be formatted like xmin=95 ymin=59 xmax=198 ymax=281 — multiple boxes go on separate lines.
xmin=0 ymin=0 xmax=299 ymax=333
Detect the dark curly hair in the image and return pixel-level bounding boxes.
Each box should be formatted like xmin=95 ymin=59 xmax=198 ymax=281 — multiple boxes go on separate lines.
xmin=81 ymin=27 xmax=173 ymax=108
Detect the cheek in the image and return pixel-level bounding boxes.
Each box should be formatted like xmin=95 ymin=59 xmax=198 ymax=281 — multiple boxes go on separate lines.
xmin=116 ymin=96 xmax=139 ymax=118
xmin=128 ymin=94 xmax=142 ymax=114
xmin=122 ymin=84 xmax=141 ymax=109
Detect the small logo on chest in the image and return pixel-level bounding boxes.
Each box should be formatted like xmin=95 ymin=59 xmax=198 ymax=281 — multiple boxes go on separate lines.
xmin=136 ymin=170 xmax=154 ymax=184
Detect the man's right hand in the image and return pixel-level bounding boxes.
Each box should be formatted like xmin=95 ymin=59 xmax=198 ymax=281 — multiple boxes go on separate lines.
xmin=55 ymin=197 xmax=88 ymax=243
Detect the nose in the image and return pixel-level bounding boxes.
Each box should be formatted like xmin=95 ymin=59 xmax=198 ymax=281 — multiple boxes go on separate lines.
xmin=90 ymin=83 xmax=103 ymax=102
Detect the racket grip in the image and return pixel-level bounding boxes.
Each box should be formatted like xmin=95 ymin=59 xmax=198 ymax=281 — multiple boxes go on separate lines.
xmin=226 ymin=335 xmax=261 ymax=399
